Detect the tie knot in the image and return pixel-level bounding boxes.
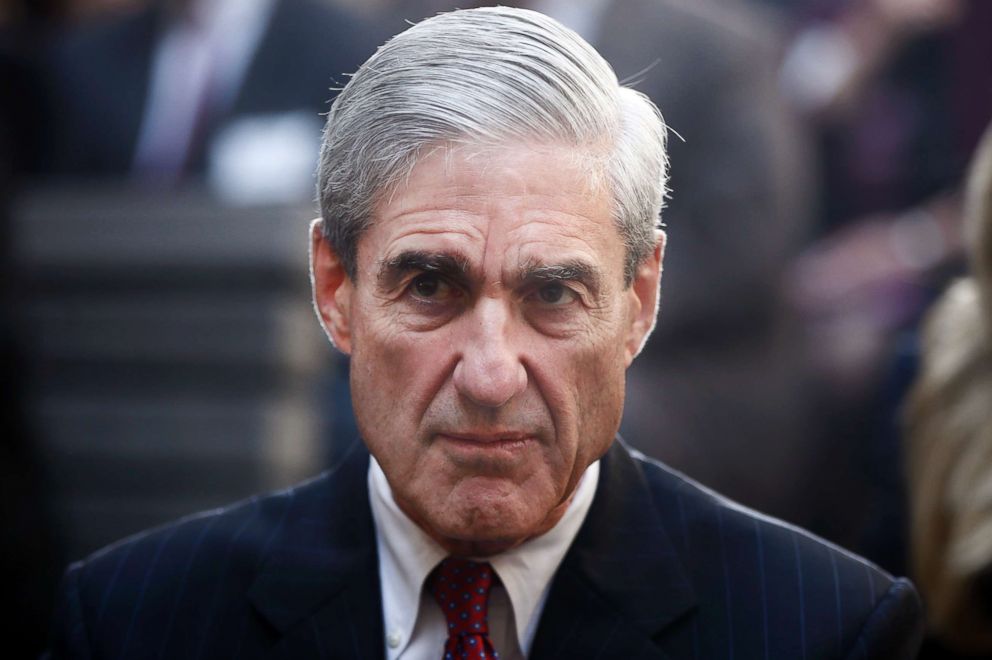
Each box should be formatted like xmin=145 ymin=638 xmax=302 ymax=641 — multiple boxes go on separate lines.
xmin=428 ymin=558 xmax=497 ymax=639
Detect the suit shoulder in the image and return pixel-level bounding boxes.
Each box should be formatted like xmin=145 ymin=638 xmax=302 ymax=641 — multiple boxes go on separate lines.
xmin=633 ymin=449 xmax=896 ymax=585
xmin=50 ymin=444 xmax=371 ymax=657
xmin=630 ymin=450 xmax=923 ymax=656
xmin=67 ymin=471 xmax=332 ymax=621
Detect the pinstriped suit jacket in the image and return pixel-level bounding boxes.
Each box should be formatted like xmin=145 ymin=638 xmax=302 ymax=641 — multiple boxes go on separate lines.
xmin=46 ymin=438 xmax=923 ymax=659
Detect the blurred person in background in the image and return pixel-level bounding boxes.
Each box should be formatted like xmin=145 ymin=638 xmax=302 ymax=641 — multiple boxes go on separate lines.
xmin=906 ymin=122 xmax=992 ymax=660
xmin=41 ymin=0 xmax=381 ymax=203
xmin=781 ymin=0 xmax=992 ymax=573
xmin=16 ymin=0 xmax=379 ymax=535
xmin=347 ymin=0 xmax=821 ymax=533
xmin=4 ymin=1 xmax=379 ymax=652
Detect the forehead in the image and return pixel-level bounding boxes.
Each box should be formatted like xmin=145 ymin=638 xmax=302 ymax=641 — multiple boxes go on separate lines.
xmin=358 ymin=144 xmax=625 ymax=278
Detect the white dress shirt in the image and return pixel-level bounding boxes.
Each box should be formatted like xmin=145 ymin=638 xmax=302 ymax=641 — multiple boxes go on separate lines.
xmin=368 ymin=457 xmax=600 ymax=660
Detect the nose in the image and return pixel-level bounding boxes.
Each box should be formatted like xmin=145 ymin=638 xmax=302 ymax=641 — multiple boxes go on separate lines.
xmin=452 ymin=297 xmax=528 ymax=408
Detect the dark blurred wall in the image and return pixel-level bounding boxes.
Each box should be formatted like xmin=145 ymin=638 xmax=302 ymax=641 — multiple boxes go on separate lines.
xmin=1 ymin=5 xmax=65 ymax=656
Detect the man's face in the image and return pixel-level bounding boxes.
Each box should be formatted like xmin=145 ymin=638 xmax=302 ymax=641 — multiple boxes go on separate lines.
xmin=312 ymin=144 xmax=661 ymax=555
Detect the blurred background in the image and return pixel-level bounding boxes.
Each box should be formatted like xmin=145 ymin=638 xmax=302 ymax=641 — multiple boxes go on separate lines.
xmin=1 ymin=0 xmax=989 ymax=657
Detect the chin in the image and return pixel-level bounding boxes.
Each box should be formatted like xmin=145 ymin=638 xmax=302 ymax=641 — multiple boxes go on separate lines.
xmin=431 ymin=491 xmax=553 ymax=556
xmin=436 ymin=520 xmax=532 ymax=557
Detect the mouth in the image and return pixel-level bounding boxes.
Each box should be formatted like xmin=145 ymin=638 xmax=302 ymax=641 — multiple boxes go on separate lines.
xmin=436 ymin=432 xmax=536 ymax=453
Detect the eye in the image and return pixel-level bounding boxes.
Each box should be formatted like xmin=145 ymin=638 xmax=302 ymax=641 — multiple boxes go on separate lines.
xmin=409 ymin=273 xmax=460 ymax=302
xmin=535 ymin=283 xmax=578 ymax=306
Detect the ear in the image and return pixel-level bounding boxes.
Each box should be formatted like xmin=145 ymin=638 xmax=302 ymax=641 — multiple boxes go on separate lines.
xmin=309 ymin=218 xmax=354 ymax=354
xmin=623 ymin=231 xmax=665 ymax=366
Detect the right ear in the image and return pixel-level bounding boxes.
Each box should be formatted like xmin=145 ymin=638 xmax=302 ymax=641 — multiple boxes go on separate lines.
xmin=309 ymin=219 xmax=354 ymax=354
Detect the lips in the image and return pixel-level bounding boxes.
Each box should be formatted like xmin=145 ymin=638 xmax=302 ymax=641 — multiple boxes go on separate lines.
xmin=436 ymin=432 xmax=536 ymax=454
xmin=440 ymin=431 xmax=532 ymax=443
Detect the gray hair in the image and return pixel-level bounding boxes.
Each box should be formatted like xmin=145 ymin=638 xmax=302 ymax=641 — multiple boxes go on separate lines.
xmin=317 ymin=6 xmax=668 ymax=285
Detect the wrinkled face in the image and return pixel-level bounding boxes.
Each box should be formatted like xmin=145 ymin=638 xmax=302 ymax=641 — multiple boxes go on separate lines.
xmin=312 ymin=144 xmax=662 ymax=555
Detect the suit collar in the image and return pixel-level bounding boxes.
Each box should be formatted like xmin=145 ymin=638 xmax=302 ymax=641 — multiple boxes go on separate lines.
xmin=530 ymin=439 xmax=697 ymax=659
xmin=247 ymin=440 xmax=383 ymax=657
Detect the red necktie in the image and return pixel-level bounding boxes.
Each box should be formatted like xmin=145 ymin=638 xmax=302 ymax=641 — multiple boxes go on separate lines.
xmin=427 ymin=558 xmax=501 ymax=660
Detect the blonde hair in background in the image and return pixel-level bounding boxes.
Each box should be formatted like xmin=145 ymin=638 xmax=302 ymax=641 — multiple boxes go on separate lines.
xmin=968 ymin=122 xmax=992 ymax=319
xmin=906 ymin=121 xmax=992 ymax=654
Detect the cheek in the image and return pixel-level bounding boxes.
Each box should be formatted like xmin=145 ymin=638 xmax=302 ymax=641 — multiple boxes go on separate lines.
xmin=534 ymin=330 xmax=627 ymax=446
xmin=350 ymin=322 xmax=453 ymax=478
xmin=350 ymin=307 xmax=456 ymax=418
xmin=559 ymin=329 xmax=627 ymax=446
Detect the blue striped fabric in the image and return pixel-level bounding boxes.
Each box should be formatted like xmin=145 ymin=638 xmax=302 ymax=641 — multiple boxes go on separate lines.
xmin=45 ymin=438 xmax=923 ymax=659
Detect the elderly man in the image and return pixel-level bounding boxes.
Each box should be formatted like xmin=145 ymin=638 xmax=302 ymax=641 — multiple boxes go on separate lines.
xmin=47 ymin=7 xmax=923 ymax=659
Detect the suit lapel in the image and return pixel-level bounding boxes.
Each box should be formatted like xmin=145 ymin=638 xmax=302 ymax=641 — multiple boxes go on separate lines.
xmin=530 ymin=440 xmax=697 ymax=659
xmin=247 ymin=441 xmax=384 ymax=659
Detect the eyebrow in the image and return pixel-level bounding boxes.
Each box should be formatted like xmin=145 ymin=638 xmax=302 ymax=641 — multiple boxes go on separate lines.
xmin=376 ymin=250 xmax=473 ymax=289
xmin=518 ymin=259 xmax=603 ymax=295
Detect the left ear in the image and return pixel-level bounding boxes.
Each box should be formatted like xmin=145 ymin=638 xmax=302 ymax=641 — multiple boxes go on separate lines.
xmin=623 ymin=231 xmax=665 ymax=366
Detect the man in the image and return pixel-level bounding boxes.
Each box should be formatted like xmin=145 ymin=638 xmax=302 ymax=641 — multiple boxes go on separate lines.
xmin=47 ymin=7 xmax=923 ymax=659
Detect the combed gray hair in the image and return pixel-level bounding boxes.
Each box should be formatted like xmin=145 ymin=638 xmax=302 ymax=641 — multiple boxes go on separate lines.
xmin=317 ymin=6 xmax=668 ymax=285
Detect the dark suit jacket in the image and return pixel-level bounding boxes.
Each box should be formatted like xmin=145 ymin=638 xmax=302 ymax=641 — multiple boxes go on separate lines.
xmin=46 ymin=439 xmax=922 ymax=659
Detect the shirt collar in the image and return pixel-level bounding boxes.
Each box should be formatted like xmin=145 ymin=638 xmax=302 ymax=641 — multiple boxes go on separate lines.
xmin=368 ymin=456 xmax=600 ymax=656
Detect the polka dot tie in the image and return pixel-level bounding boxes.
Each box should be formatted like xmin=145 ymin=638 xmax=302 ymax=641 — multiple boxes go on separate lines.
xmin=427 ymin=557 xmax=501 ymax=660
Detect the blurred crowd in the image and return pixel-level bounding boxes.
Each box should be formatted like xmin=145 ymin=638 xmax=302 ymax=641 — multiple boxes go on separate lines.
xmin=2 ymin=0 xmax=990 ymax=657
